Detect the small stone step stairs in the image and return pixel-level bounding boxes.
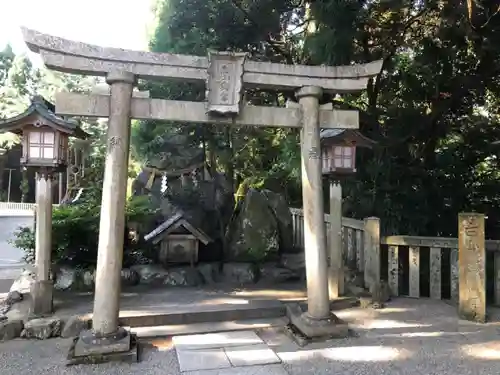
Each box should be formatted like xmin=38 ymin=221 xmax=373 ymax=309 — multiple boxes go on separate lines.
xmin=119 ymin=299 xmax=286 ymax=327
xmin=125 ymin=297 xmax=358 ymax=338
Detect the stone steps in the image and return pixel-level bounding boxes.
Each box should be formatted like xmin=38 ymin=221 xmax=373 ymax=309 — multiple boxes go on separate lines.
xmin=130 ymin=317 xmax=288 ymax=338
xmin=118 ymin=299 xmax=286 ymax=328
xmin=118 ymin=297 xmax=358 ymax=336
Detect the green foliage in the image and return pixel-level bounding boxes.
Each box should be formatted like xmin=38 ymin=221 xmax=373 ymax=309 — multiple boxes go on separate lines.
xmin=11 ymin=195 xmax=159 ymax=268
xmin=137 ymin=0 xmax=500 ymax=239
xmin=4 ymin=0 xmax=500 ymax=251
xmin=132 ymin=0 xmax=302 ymax=199
xmin=0 ymin=45 xmax=99 ymax=149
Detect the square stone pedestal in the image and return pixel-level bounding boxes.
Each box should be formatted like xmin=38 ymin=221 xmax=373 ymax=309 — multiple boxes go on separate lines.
xmin=67 ymin=327 xmax=139 ymax=366
xmin=285 ymin=303 xmax=349 ymax=345
xmin=30 ymin=280 xmax=53 ymax=317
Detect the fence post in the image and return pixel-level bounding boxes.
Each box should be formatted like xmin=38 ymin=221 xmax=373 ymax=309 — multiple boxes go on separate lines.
xmin=458 ymin=212 xmax=486 ymax=323
xmin=328 ymin=182 xmax=343 ymax=299
xmin=363 ymin=217 xmax=380 ymax=292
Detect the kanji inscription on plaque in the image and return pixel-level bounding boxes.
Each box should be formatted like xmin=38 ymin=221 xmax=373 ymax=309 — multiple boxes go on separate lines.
xmin=206 ymin=51 xmax=246 ymax=115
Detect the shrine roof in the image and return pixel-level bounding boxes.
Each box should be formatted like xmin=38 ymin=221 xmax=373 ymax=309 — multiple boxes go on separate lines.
xmin=0 ymin=95 xmax=88 ymax=139
xmin=320 ymin=128 xmax=376 ymax=148
xmin=144 ymin=211 xmax=213 ymax=245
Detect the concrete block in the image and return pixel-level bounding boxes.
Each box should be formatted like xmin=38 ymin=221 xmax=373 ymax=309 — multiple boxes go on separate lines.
xmin=184 ymin=364 xmax=289 ymax=375
xmin=176 ymin=348 xmax=231 ymax=372
xmin=225 ymin=344 xmax=281 ymax=366
xmin=173 ymin=330 xmax=263 ymax=350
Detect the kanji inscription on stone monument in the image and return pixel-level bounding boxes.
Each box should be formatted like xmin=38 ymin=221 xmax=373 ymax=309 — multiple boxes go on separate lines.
xmin=458 ymin=213 xmax=486 ymax=323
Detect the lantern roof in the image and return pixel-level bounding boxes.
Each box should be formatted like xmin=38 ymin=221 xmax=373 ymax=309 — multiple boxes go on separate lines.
xmin=0 ymin=95 xmax=88 ymax=139
xmin=320 ymin=129 xmax=376 ymax=149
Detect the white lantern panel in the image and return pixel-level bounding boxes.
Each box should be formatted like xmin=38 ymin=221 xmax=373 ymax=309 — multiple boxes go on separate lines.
xmin=29 ymin=146 xmax=40 ymax=158
xmin=343 ymin=157 xmax=352 ymax=168
xmin=43 ymin=147 xmax=54 ymax=159
xmin=43 ymin=132 xmax=55 ymax=145
xmin=334 ymin=158 xmax=343 ymax=168
xmin=29 ymin=131 xmax=41 ymax=144
xmin=343 ymin=146 xmax=352 ymax=156
xmin=334 ymin=146 xmax=342 ymax=156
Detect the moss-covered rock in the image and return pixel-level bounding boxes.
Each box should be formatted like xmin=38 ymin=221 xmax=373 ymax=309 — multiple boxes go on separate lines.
xmin=262 ymin=189 xmax=294 ymax=252
xmin=225 ymin=189 xmax=280 ymax=262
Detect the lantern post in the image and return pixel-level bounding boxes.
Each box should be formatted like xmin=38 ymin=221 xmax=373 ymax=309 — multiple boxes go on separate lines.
xmin=0 ymin=96 xmax=88 ymax=315
xmin=320 ymin=129 xmax=375 ymax=299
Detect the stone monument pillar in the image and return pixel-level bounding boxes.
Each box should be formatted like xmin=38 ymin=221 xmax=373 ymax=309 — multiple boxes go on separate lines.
xmin=31 ymin=170 xmax=53 ymax=315
xmin=458 ymin=213 xmax=486 ymax=323
xmin=363 ymin=217 xmax=380 ymax=292
xmin=296 ymin=86 xmax=330 ymax=319
xmin=91 ymin=71 xmax=135 ymax=336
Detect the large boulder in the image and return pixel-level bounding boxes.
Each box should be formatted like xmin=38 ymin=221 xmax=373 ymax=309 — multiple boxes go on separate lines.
xmin=279 ymin=253 xmax=306 ymax=280
xmin=225 ymin=189 xmax=280 ymax=262
xmin=259 ymin=263 xmax=301 ymax=283
xmin=21 ymin=317 xmax=62 ymax=339
xmin=61 ymin=315 xmax=91 ymax=338
xmin=279 ymin=253 xmax=305 ymax=271
xmin=130 ymin=264 xmax=170 ymax=285
xmin=222 ymin=263 xmax=258 ymax=284
xmin=261 ymin=190 xmax=294 ymax=253
xmin=197 ymin=263 xmax=219 ymax=284
xmin=9 ymin=268 xmax=36 ymax=294
xmin=0 ymin=320 xmax=23 ymax=341
xmin=131 ymin=264 xmax=203 ymax=286
xmin=121 ymin=268 xmax=140 ymax=287
xmin=53 ymin=267 xmax=140 ymax=291
xmin=6 ymin=291 xmax=23 ymax=305
xmin=54 ymin=266 xmax=79 ymax=291
xmin=163 ymin=267 xmax=203 ymax=286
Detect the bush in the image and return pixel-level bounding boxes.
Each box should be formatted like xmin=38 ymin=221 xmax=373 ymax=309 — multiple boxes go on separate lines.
xmin=11 ymin=195 xmax=159 ymax=269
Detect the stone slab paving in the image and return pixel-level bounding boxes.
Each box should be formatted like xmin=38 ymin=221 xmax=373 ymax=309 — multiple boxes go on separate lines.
xmin=173 ymin=331 xmax=282 ymax=373
xmin=176 ymin=348 xmax=231 ymax=372
xmin=2 ymin=298 xmax=500 ymax=374
xmin=173 ymin=331 xmax=265 ymax=350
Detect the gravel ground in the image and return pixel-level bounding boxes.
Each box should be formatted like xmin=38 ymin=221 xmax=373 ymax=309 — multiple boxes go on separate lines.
xmin=261 ymin=299 xmax=500 ymax=375
xmin=2 ymin=299 xmax=500 ymax=375
xmin=0 ymin=338 xmax=181 ymax=375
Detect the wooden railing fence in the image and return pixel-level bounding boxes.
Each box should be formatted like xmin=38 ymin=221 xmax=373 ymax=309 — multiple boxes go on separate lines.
xmin=290 ymin=208 xmax=365 ymax=273
xmin=290 ymin=208 xmax=500 ymax=308
xmin=0 ymin=202 xmax=60 ymax=216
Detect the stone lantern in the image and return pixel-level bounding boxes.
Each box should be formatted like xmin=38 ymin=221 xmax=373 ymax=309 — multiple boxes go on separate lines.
xmin=0 ymin=96 xmax=88 ymax=315
xmin=320 ymin=129 xmax=375 ymax=177
xmin=320 ymin=128 xmax=375 ymax=299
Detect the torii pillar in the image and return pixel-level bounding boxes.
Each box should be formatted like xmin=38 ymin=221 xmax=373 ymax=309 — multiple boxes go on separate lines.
xmin=297 ymin=86 xmax=330 ymax=319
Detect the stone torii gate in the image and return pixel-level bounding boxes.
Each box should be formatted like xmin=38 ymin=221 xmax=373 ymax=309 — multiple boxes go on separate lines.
xmin=21 ymin=27 xmax=382 ymax=361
